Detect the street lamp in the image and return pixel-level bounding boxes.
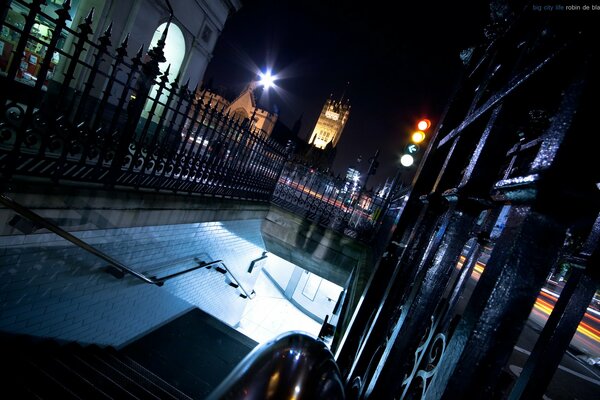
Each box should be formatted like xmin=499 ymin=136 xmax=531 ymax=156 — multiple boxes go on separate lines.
xmin=258 ymin=69 xmax=276 ymax=90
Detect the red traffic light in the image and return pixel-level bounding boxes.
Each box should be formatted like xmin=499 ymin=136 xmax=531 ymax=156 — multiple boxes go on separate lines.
xmin=417 ymin=118 xmax=431 ymax=131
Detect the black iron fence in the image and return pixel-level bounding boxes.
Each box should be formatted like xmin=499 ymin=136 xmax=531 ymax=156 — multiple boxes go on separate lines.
xmin=0 ymin=0 xmax=287 ymax=201
xmin=0 ymin=0 xmax=403 ymax=242
xmin=272 ymin=162 xmax=391 ymax=241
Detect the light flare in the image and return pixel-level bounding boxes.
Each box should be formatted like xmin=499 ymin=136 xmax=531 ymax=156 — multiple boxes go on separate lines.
xmin=258 ymin=70 xmax=276 ymax=89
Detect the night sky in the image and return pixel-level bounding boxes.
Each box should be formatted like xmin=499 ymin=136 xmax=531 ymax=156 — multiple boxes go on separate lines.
xmin=204 ymin=1 xmax=490 ymax=187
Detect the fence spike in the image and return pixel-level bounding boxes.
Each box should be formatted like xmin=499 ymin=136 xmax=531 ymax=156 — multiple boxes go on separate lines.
xmin=84 ymin=7 xmax=94 ymax=24
xmin=121 ymin=33 xmax=130 ymax=48
xmin=116 ymin=33 xmax=130 ymax=59
xmin=104 ymin=21 xmax=113 ymax=36
xmin=99 ymin=22 xmax=113 ymax=47
xmin=163 ymin=64 xmax=171 ymax=78
xmin=172 ymin=70 xmax=181 ymax=85
xmin=135 ymin=44 xmax=145 ymax=60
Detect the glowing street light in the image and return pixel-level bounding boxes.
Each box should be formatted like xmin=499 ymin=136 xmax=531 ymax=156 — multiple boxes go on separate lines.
xmin=258 ymin=70 xmax=276 ymax=89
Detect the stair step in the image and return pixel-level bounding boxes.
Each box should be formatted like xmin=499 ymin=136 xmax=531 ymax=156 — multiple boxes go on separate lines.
xmin=34 ymin=350 xmax=111 ymax=399
xmin=56 ymin=347 xmax=137 ymax=399
xmin=85 ymin=345 xmax=162 ymax=400
xmin=4 ymin=339 xmax=87 ymax=399
xmin=106 ymin=348 xmax=193 ymax=400
xmin=0 ymin=334 xmax=192 ymax=399
xmin=25 ymin=359 xmax=81 ymax=400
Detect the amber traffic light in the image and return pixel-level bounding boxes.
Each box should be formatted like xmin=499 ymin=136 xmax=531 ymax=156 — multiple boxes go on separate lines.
xmin=402 ymin=118 xmax=431 ymax=167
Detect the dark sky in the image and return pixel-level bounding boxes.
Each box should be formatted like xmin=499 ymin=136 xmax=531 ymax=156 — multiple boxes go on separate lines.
xmin=204 ymin=1 xmax=490 ymax=187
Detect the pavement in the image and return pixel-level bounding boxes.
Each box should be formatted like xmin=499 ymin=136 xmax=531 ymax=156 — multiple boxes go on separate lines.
xmin=507 ymin=320 xmax=600 ymax=400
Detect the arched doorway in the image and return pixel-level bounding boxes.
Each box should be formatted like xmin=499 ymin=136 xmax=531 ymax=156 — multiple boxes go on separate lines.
xmin=143 ymin=22 xmax=186 ymax=122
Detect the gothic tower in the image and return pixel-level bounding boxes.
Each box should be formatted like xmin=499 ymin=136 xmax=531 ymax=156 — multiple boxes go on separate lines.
xmin=308 ymin=93 xmax=350 ymax=150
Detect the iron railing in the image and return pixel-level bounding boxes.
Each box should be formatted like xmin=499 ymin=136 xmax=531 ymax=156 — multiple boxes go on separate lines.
xmin=0 ymin=0 xmax=400 ymax=243
xmin=272 ymin=162 xmax=388 ymax=241
xmin=0 ymin=0 xmax=287 ymax=201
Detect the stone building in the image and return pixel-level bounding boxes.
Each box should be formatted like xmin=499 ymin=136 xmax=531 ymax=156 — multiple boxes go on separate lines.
xmin=308 ymin=95 xmax=350 ymax=150
xmin=0 ymin=0 xmax=241 ymax=92
xmin=198 ymin=82 xmax=278 ymax=137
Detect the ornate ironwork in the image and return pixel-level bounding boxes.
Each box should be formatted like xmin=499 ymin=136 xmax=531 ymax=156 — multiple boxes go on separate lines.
xmin=400 ymin=314 xmax=447 ymax=399
xmin=272 ymin=161 xmax=387 ymax=240
xmin=0 ymin=0 xmax=286 ymax=201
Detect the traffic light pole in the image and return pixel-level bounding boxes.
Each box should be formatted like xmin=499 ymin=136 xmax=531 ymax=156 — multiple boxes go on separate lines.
xmin=375 ymin=164 xmax=405 ymax=224
xmin=347 ymin=150 xmax=379 ymax=230
xmin=375 ymin=118 xmax=430 ymax=226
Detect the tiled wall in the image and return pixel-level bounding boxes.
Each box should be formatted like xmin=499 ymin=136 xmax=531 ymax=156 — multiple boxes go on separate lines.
xmin=262 ymin=256 xmax=341 ymax=324
xmin=0 ymin=220 xmax=267 ymax=347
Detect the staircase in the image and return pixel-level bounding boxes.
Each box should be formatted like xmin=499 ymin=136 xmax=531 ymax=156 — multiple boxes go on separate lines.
xmin=1 ymin=333 xmax=193 ymax=399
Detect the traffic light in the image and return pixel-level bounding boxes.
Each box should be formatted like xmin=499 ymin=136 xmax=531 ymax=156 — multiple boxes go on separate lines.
xmin=401 ymin=118 xmax=431 ymax=167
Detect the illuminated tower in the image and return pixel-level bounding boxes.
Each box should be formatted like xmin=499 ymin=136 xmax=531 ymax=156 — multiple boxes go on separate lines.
xmin=308 ymin=94 xmax=350 ymax=150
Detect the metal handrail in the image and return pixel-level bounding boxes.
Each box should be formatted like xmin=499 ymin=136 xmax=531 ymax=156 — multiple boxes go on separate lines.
xmin=212 ymin=260 xmax=255 ymax=299
xmin=0 ymin=194 xmax=255 ymax=298
xmin=207 ymin=332 xmax=345 ymax=400
xmin=152 ymin=259 xmax=221 ymax=283
xmin=0 ymin=193 xmax=159 ymax=286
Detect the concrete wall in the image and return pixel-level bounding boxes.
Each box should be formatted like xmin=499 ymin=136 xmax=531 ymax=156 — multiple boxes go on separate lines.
xmin=261 ymin=206 xmax=375 ymax=338
xmin=261 ymin=206 xmax=370 ymax=287
xmin=0 ymin=184 xmax=268 ymax=347
xmin=0 ymin=184 xmax=374 ymax=348
xmin=0 ymin=182 xmax=270 ymax=236
xmin=263 ymin=256 xmax=342 ymax=324
xmin=0 ymin=219 xmax=267 ymax=347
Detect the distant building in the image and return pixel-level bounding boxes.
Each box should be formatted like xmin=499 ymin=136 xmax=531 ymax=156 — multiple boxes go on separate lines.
xmin=198 ymin=89 xmax=231 ymax=112
xmin=308 ymin=95 xmax=350 ymax=150
xmin=344 ymin=167 xmax=361 ymax=193
xmin=198 ymin=82 xmax=278 ymax=137
xmin=292 ymin=92 xmax=350 ymax=170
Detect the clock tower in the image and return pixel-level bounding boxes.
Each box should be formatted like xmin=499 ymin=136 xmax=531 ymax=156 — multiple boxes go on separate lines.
xmin=308 ymin=94 xmax=350 ymax=150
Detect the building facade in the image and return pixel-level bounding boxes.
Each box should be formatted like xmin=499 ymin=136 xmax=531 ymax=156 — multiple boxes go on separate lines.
xmin=308 ymin=95 xmax=350 ymax=150
xmin=0 ymin=0 xmax=241 ymax=92
xmin=198 ymin=82 xmax=278 ymax=137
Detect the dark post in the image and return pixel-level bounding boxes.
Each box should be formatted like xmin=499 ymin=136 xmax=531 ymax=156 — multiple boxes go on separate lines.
xmin=108 ymin=20 xmax=168 ymax=184
xmin=94 ymin=33 xmax=130 ymax=130
xmin=108 ymin=44 xmax=144 ymax=135
xmin=75 ymin=22 xmax=113 ymax=122
xmin=364 ymin=199 xmax=480 ymax=398
xmin=427 ymin=206 xmax=567 ymax=399
xmin=508 ymin=215 xmax=600 ymax=400
xmin=57 ymin=7 xmax=94 ymax=108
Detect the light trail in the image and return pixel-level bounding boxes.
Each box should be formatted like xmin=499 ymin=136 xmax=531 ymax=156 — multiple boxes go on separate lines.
xmin=455 ymin=255 xmax=600 ymax=345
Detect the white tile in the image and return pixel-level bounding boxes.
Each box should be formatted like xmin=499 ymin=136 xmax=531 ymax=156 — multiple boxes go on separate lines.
xmin=236 ymin=270 xmax=321 ymax=344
